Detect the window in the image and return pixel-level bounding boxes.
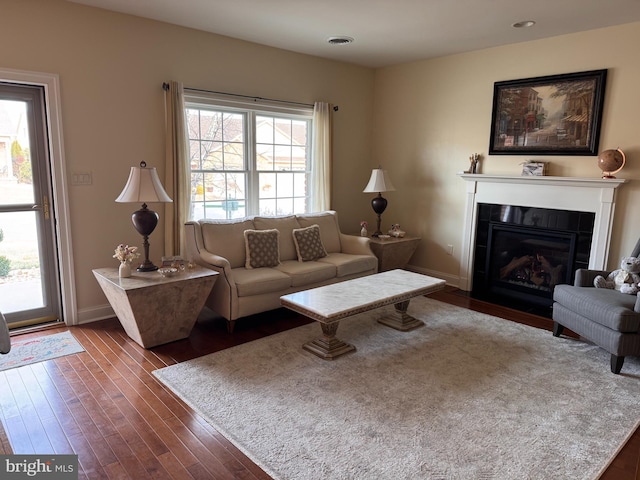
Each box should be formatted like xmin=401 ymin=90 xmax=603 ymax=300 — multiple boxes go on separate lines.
xmin=186 ymin=96 xmax=312 ymax=220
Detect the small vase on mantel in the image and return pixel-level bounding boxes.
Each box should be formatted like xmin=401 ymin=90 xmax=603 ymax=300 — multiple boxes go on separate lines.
xmin=119 ymin=261 xmax=131 ymax=278
xmin=360 ymin=227 xmax=368 ymax=237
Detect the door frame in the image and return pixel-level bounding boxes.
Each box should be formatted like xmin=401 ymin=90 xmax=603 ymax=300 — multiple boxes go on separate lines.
xmin=0 ymin=67 xmax=77 ymax=326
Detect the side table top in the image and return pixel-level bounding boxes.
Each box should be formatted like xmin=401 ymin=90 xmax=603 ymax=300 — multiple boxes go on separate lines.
xmin=92 ymin=266 xmax=218 ymax=291
xmin=367 ymin=236 xmax=420 ymax=245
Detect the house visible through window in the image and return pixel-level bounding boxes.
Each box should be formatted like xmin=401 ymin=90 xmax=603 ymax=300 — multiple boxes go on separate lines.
xmin=185 ymin=95 xmax=312 ymax=220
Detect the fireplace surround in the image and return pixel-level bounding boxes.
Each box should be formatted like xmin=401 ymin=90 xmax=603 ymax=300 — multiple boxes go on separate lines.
xmin=458 ymin=174 xmax=626 ymax=312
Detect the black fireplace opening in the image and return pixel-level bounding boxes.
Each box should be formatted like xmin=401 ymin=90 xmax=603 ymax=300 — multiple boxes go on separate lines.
xmin=472 ymin=204 xmax=595 ymax=317
xmin=486 ymin=224 xmax=576 ymax=305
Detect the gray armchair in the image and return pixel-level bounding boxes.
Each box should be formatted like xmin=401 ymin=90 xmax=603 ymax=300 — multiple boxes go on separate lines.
xmin=552 ymin=240 xmax=640 ymax=374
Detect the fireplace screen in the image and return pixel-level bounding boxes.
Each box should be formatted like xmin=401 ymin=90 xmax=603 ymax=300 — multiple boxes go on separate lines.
xmin=486 ymin=224 xmax=577 ymax=303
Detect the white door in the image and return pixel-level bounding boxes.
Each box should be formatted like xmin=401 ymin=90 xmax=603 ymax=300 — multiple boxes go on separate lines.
xmin=0 ymin=82 xmax=62 ymax=328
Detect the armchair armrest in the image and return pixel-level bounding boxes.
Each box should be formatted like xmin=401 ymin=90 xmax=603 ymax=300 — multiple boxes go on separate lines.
xmin=339 ymin=233 xmax=375 ymax=256
xmin=574 ymin=269 xmax=610 ymax=287
xmin=634 ymin=293 xmax=640 ymax=314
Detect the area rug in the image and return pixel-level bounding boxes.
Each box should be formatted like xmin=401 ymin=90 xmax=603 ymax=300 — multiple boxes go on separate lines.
xmin=0 ymin=331 xmax=84 ymax=372
xmin=153 ymin=297 xmax=640 ymax=480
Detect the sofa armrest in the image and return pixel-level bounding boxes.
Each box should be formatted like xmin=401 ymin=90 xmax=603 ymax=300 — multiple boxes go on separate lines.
xmin=339 ymin=233 xmax=375 ymax=256
xmin=574 ymin=268 xmax=610 ymax=287
xmin=199 ymin=251 xmax=232 ymax=274
xmin=185 ymin=221 xmax=233 ymax=271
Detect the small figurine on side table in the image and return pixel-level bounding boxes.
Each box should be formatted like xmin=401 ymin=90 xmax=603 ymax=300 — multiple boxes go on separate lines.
xmin=388 ymin=224 xmax=406 ymax=238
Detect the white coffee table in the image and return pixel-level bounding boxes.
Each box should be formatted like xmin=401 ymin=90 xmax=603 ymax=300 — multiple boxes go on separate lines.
xmin=280 ymin=269 xmax=446 ymax=359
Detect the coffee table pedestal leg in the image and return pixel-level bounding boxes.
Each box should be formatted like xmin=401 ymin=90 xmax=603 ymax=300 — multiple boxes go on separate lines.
xmin=303 ymin=321 xmax=356 ymax=360
xmin=378 ymin=299 xmax=424 ymax=331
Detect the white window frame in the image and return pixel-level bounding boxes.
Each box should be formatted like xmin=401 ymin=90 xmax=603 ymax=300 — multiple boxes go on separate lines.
xmin=185 ymin=92 xmax=314 ymax=220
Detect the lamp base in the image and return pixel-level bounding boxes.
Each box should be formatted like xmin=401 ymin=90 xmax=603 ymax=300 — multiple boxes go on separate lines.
xmin=371 ymin=194 xmax=387 ymax=237
xmin=131 ymin=205 xmax=159 ymax=272
xmin=371 ymin=215 xmax=384 ymax=237
xmin=136 ymin=260 xmax=158 ymax=272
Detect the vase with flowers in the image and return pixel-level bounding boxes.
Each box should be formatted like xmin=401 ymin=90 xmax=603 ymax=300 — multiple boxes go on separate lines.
xmin=360 ymin=221 xmax=368 ymax=237
xmin=113 ymin=244 xmax=140 ymax=278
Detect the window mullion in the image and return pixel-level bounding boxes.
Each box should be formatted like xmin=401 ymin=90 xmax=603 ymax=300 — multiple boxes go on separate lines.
xmin=246 ymin=111 xmax=259 ymax=215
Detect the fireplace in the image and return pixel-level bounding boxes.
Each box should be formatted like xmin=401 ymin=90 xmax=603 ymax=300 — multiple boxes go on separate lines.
xmin=458 ymin=174 xmax=626 ymax=316
xmin=471 ymin=203 xmax=594 ymax=314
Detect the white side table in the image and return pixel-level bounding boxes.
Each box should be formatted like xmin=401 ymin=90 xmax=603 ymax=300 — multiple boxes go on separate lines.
xmin=92 ymin=266 xmax=218 ymax=348
xmin=368 ymin=236 xmax=421 ymax=272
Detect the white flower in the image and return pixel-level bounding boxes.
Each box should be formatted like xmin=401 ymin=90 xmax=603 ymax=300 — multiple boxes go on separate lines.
xmin=113 ymin=244 xmax=140 ymax=263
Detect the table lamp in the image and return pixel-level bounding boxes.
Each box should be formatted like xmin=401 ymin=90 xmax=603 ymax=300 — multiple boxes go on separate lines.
xmin=115 ymin=161 xmax=173 ymax=271
xmin=363 ymin=168 xmax=395 ymax=237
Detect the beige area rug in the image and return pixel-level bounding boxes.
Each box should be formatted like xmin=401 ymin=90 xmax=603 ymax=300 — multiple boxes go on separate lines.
xmin=153 ymin=297 xmax=640 ymax=480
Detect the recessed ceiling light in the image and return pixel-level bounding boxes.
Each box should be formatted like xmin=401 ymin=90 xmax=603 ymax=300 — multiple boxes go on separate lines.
xmin=512 ymin=20 xmax=536 ymax=28
xmin=327 ymin=36 xmax=354 ymax=45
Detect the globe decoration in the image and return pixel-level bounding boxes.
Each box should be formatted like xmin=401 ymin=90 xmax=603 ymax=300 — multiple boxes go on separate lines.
xmin=597 ymin=148 xmax=626 ymax=179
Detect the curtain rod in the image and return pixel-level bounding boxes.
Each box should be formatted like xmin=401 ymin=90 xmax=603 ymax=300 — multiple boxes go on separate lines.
xmin=162 ymin=82 xmax=338 ymax=111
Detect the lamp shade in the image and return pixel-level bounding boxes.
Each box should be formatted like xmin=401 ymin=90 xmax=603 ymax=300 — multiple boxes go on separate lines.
xmin=362 ymin=168 xmax=396 ymax=193
xmin=115 ymin=161 xmax=173 ymax=203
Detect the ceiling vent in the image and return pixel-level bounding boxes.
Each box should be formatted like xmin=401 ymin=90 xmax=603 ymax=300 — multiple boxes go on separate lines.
xmin=327 ymin=36 xmax=354 ymax=45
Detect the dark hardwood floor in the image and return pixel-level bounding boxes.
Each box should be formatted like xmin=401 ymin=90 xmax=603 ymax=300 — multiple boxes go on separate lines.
xmin=0 ymin=286 xmax=638 ymax=479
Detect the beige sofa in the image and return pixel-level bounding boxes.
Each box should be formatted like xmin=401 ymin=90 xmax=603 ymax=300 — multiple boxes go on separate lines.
xmin=185 ymin=211 xmax=378 ymax=332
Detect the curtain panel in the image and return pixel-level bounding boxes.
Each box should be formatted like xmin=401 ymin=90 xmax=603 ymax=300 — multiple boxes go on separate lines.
xmin=163 ymin=81 xmax=190 ymax=257
xmin=310 ymin=102 xmax=332 ymax=212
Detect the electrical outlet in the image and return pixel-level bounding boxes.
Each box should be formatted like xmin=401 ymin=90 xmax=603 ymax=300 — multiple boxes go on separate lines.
xmin=446 ymin=244 xmax=453 ymax=255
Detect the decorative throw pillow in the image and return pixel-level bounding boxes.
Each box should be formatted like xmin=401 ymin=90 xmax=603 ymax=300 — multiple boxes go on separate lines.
xmin=292 ymin=224 xmax=327 ymax=262
xmin=244 ymin=229 xmax=281 ymax=269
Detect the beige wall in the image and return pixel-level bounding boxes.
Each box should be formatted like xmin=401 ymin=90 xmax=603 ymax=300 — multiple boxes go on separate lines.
xmin=373 ymin=22 xmax=640 ymax=285
xmin=3 ymin=0 xmax=375 ymax=319
xmin=6 ymin=0 xmax=639 ymax=320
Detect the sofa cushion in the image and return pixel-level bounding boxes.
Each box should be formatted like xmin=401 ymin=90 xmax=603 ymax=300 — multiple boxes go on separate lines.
xmin=201 ymin=218 xmax=255 ymax=269
xmin=233 ymin=267 xmax=292 ymax=297
xmin=296 ymin=211 xmax=341 ymax=253
xmin=292 ymin=224 xmax=327 ymax=262
xmin=244 ymin=229 xmax=281 ymax=269
xmin=277 ymin=260 xmax=336 ymax=287
xmin=553 ymin=285 xmax=640 ymax=332
xmin=318 ymin=253 xmax=378 ymax=278
xmin=254 ymin=215 xmax=301 ymax=261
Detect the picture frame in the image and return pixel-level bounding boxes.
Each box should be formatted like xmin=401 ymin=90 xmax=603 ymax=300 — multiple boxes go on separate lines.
xmin=161 ymin=255 xmax=184 ymax=268
xmin=488 ymin=69 xmax=607 ymax=156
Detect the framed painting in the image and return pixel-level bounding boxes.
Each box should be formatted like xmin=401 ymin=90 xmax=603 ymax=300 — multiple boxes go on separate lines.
xmin=488 ymin=69 xmax=607 ymax=156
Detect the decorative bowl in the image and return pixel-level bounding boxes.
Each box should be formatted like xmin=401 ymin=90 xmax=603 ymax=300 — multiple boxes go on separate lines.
xmin=377 ymin=234 xmax=391 ymax=240
xmin=158 ymin=267 xmax=178 ymax=277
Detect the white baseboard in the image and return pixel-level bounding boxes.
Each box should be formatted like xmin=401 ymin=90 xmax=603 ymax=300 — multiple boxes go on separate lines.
xmin=77 ymin=304 xmax=114 ymax=325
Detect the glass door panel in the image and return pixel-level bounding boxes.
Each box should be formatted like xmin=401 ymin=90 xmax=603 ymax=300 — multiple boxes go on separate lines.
xmin=0 ymin=211 xmax=45 ymax=313
xmin=0 ymin=86 xmax=61 ymax=328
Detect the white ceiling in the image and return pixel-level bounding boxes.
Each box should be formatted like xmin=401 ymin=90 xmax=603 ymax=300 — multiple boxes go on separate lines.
xmin=68 ymin=0 xmax=640 ymax=68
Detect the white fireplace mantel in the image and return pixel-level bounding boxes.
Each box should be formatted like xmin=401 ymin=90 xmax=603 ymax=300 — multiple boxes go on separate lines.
xmin=458 ymin=174 xmax=627 ymax=291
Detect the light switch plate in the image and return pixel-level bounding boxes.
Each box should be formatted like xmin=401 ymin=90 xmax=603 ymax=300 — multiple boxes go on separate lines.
xmin=71 ymin=172 xmax=92 ymax=185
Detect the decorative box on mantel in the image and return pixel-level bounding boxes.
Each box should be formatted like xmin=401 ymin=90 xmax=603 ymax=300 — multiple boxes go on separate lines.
xmin=457 ymin=174 xmax=626 ymax=292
